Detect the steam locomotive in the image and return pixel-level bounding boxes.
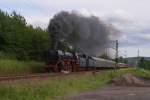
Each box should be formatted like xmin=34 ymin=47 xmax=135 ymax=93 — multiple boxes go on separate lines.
xmin=44 ymin=50 xmax=126 ymax=72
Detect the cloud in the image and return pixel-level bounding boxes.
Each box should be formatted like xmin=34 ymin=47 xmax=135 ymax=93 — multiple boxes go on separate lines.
xmin=100 ymin=9 xmax=150 ymax=48
xmin=25 ymin=14 xmax=52 ymax=29
xmin=0 ymin=0 xmax=21 ymax=3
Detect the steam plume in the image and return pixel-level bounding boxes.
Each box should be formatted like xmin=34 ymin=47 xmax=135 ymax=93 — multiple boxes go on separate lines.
xmin=48 ymin=11 xmax=120 ymax=56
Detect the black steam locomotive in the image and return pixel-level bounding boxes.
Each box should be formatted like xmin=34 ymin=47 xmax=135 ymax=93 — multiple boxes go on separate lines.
xmin=44 ymin=49 xmax=122 ymax=72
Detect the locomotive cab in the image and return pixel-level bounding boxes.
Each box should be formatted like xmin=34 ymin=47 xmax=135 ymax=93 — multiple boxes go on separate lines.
xmin=45 ymin=50 xmax=64 ymax=72
xmin=45 ymin=50 xmax=59 ymax=65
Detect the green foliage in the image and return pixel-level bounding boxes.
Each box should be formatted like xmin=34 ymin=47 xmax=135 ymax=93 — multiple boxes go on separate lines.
xmin=118 ymin=56 xmax=124 ymax=63
xmin=118 ymin=56 xmax=128 ymax=63
xmin=138 ymin=57 xmax=150 ymax=70
xmin=0 ymin=59 xmax=44 ymax=75
xmin=0 ymin=9 xmax=50 ymax=61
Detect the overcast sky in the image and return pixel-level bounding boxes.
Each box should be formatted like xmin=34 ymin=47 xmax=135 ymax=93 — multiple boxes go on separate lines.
xmin=0 ymin=0 xmax=150 ymax=57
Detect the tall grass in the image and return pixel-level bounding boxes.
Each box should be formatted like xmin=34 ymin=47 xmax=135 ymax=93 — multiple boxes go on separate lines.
xmin=0 ymin=68 xmax=149 ymax=100
xmin=0 ymin=59 xmax=44 ymax=75
xmin=0 ymin=73 xmax=111 ymax=100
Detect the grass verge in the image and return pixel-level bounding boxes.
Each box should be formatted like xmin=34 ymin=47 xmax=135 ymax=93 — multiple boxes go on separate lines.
xmin=0 ymin=68 xmax=149 ymax=100
xmin=0 ymin=59 xmax=44 ymax=75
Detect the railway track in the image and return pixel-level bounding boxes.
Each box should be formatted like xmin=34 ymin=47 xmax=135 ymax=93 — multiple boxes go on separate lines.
xmin=0 ymin=70 xmax=102 ymax=82
xmin=0 ymin=73 xmax=53 ymax=81
xmin=0 ymin=67 xmax=127 ymax=82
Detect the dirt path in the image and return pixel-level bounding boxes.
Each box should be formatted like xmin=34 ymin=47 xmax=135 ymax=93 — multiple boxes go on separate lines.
xmin=68 ymin=85 xmax=150 ymax=100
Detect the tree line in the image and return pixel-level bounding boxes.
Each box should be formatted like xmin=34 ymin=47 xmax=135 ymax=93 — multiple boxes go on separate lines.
xmin=138 ymin=57 xmax=150 ymax=70
xmin=0 ymin=9 xmax=51 ymax=61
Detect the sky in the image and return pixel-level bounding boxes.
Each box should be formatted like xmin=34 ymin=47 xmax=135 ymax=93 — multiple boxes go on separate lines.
xmin=0 ymin=0 xmax=150 ymax=57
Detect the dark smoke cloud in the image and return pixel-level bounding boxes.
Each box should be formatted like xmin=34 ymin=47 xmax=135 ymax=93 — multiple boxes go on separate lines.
xmin=48 ymin=11 xmax=120 ymax=56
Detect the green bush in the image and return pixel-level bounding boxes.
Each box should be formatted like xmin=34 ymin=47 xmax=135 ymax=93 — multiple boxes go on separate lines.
xmin=0 ymin=59 xmax=44 ymax=75
xmin=0 ymin=51 xmax=17 ymax=60
xmin=0 ymin=9 xmax=51 ymax=61
xmin=138 ymin=57 xmax=150 ymax=70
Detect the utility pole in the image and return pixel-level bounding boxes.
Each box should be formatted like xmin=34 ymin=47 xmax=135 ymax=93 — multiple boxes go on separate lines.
xmin=124 ymin=50 xmax=127 ymax=58
xmin=115 ymin=40 xmax=119 ymax=70
xmin=105 ymin=48 xmax=108 ymax=59
xmin=136 ymin=49 xmax=140 ymax=67
xmin=138 ymin=49 xmax=140 ymax=58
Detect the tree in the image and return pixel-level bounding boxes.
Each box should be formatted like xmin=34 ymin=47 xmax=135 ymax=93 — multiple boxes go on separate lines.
xmin=138 ymin=57 xmax=150 ymax=70
xmin=0 ymin=9 xmax=51 ymax=61
xmin=118 ymin=56 xmax=124 ymax=63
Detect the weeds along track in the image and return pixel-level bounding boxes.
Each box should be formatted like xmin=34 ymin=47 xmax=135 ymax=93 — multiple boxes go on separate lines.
xmin=0 ymin=73 xmax=58 ymax=81
xmin=0 ymin=67 xmax=128 ymax=82
xmin=0 ymin=67 xmax=129 ymax=82
xmin=0 ymin=70 xmax=107 ymax=82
